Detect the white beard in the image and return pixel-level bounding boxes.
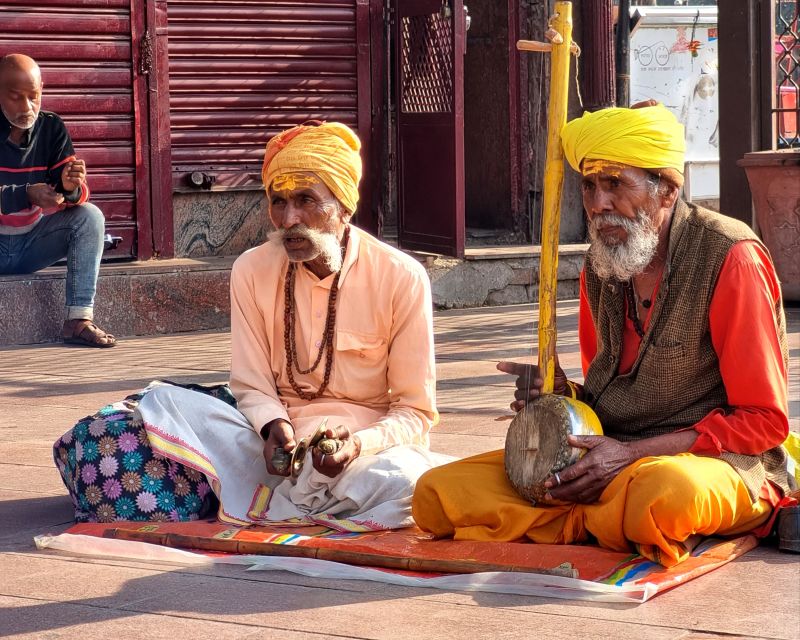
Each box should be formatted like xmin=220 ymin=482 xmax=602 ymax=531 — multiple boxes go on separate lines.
xmin=269 ymin=224 xmax=343 ymax=273
xmin=2 ymin=106 xmax=37 ymax=130
xmin=586 ymin=208 xmax=660 ymax=281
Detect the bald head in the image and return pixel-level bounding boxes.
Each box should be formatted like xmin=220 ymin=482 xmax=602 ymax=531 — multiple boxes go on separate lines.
xmin=0 ymin=54 xmax=42 ymax=131
xmin=0 ymin=54 xmax=40 ymax=79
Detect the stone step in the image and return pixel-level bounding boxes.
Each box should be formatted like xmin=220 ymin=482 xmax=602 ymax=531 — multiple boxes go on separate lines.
xmin=0 ymin=245 xmax=588 ymax=345
xmin=421 ymin=243 xmax=588 ymax=309
xmin=0 ymin=257 xmax=234 ymax=346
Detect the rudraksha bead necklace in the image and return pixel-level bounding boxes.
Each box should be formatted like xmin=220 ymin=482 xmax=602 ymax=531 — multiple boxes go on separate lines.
xmin=283 ymin=227 xmax=350 ymax=400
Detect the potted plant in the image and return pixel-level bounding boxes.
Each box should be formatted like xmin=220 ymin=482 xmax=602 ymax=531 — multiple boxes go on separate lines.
xmin=737 ymin=149 xmax=800 ymax=302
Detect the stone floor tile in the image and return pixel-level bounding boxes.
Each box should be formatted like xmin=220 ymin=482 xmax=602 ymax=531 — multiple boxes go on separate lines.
xmin=113 ymin=572 xmax=684 ymax=640
xmin=0 ymin=594 xmax=295 ymax=640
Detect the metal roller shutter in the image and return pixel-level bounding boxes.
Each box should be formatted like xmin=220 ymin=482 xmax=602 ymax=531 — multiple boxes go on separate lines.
xmin=167 ymin=0 xmax=366 ymax=191
xmin=0 ymin=0 xmax=143 ymax=258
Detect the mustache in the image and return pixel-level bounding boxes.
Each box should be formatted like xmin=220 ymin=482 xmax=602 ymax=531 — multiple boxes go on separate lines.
xmin=590 ymin=213 xmax=638 ymax=232
xmin=272 ymin=224 xmax=329 ymax=243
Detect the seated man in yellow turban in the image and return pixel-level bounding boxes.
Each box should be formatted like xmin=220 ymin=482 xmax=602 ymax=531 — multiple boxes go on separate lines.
xmin=112 ymin=122 xmax=444 ymax=529
xmin=412 ymin=102 xmax=795 ymax=566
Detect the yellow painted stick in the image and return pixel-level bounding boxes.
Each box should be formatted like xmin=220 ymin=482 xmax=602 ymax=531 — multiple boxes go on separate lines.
xmin=531 ymin=2 xmax=572 ymax=394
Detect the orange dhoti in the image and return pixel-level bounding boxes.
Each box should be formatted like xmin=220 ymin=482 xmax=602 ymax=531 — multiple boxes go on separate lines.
xmin=411 ymin=450 xmax=773 ymax=567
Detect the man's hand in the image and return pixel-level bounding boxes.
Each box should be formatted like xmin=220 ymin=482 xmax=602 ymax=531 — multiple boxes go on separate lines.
xmin=543 ymin=434 xmax=637 ymax=504
xmin=497 ymin=358 xmax=569 ymax=412
xmin=26 ymin=183 xmax=65 ymax=208
xmin=311 ymin=425 xmax=361 ymax=478
xmin=61 ymin=159 xmax=86 ymax=193
xmin=263 ymin=419 xmax=296 ymax=476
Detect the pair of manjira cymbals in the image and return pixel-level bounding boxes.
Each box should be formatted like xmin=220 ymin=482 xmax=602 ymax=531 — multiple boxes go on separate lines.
xmin=271 ymin=419 xmax=343 ymax=478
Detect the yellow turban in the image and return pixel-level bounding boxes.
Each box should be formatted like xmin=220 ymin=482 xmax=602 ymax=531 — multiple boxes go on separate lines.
xmin=261 ymin=122 xmax=362 ymax=213
xmin=561 ymin=105 xmax=686 ymax=187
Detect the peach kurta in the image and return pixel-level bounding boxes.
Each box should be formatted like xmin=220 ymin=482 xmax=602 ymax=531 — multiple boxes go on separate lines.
xmin=229 ymin=225 xmax=438 ymax=455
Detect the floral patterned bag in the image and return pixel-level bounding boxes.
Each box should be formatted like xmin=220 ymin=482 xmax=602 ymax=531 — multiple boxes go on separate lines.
xmin=53 ymin=380 xmax=236 ymax=523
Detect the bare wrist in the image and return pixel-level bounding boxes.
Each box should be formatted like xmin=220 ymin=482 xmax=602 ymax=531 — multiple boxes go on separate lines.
xmin=261 ymin=417 xmax=292 ymax=440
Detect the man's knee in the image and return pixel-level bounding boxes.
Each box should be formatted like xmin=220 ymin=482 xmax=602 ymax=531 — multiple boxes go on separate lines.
xmin=142 ymin=384 xmax=190 ymax=409
xmin=414 ymin=464 xmax=448 ymax=499
xmin=412 ymin=467 xmax=451 ymax=533
xmin=622 ymin=455 xmax=728 ymax=537
xmin=627 ymin=456 xmax=707 ymax=506
xmin=70 ymin=202 xmax=105 ymax=234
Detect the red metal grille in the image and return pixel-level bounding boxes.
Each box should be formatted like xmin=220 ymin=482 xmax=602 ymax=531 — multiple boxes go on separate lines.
xmin=400 ymin=13 xmax=453 ymax=114
xmin=775 ymin=0 xmax=800 ymax=147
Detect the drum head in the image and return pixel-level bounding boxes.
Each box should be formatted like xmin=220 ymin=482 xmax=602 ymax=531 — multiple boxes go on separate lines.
xmin=504 ymin=394 xmax=575 ymax=503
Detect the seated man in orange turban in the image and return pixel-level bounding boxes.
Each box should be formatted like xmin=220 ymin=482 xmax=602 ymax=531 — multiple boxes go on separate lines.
xmin=412 ymin=103 xmax=795 ymax=566
xmin=55 ymin=122 xmax=445 ymax=529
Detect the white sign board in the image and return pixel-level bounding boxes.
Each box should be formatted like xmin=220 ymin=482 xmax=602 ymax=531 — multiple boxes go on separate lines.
xmin=630 ymin=10 xmax=719 ymax=200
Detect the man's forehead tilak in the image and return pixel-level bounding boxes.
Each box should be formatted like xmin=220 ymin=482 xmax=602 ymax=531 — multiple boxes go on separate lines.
xmin=270 ymin=173 xmax=321 ymax=193
xmin=581 ymin=159 xmax=629 ymax=178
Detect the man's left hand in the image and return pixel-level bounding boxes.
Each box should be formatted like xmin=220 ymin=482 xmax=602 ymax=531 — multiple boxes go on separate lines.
xmin=543 ymin=434 xmax=636 ymax=504
xmin=61 ymin=159 xmax=86 ymax=193
xmin=311 ymin=425 xmax=361 ymax=478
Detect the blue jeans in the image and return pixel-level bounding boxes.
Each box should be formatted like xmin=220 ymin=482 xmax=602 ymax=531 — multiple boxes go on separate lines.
xmin=0 ymin=203 xmax=105 ymax=320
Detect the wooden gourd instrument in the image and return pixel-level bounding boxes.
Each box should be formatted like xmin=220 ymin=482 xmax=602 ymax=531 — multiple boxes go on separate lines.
xmin=504 ymin=2 xmax=603 ymax=504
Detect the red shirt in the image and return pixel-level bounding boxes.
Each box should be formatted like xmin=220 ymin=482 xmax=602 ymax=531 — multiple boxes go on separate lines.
xmin=578 ymin=241 xmax=789 ymax=505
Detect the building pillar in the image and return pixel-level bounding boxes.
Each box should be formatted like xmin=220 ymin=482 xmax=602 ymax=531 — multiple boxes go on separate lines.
xmin=718 ymin=0 xmax=766 ymax=224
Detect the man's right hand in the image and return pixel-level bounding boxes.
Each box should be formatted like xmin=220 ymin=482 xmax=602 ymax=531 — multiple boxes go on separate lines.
xmin=262 ymin=418 xmax=296 ymax=476
xmin=497 ymin=358 xmax=569 ymax=412
xmin=26 ymin=183 xmax=65 ymax=208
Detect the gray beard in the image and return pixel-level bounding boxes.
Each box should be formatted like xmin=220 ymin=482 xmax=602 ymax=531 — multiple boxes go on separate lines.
xmin=586 ymin=208 xmax=660 ymax=281
xmin=1 ymin=106 xmax=36 ymax=130
xmin=269 ymin=224 xmax=343 ymax=273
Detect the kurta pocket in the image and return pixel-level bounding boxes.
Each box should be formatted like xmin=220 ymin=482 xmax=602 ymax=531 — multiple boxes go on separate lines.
xmin=334 ymin=330 xmax=389 ymax=402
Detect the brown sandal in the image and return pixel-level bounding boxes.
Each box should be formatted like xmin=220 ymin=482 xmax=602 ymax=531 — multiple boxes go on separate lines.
xmin=62 ymin=319 xmax=117 ymax=348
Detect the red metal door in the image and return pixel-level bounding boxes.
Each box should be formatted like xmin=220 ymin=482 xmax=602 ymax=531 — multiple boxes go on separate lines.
xmin=0 ymin=0 xmax=154 ymax=259
xmin=395 ymin=0 xmax=465 ymax=257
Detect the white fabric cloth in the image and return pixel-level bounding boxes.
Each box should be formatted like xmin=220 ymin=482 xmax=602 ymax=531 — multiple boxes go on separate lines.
xmin=136 ymin=385 xmax=452 ymax=530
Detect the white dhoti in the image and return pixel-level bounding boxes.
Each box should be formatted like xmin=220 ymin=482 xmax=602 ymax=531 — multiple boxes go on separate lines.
xmin=136 ymin=385 xmax=451 ymax=531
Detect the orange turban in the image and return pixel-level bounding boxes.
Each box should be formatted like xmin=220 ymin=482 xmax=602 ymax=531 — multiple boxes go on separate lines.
xmin=261 ymin=122 xmax=362 ymax=213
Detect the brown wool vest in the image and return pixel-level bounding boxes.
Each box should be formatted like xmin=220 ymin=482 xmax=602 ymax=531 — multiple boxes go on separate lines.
xmin=583 ymin=200 xmax=790 ymax=500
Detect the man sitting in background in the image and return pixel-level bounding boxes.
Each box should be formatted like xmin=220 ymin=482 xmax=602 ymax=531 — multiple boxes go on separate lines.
xmin=0 ymin=53 xmax=114 ymax=347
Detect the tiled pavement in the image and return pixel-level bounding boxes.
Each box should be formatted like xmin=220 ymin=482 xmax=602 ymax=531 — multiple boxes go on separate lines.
xmin=0 ymin=302 xmax=798 ymax=639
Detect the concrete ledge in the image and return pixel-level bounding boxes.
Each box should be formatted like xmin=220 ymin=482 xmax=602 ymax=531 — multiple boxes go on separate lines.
xmin=422 ymin=244 xmax=587 ymax=309
xmin=464 ymin=243 xmax=590 ymax=260
xmin=0 ymin=256 xmax=236 ymax=280
xmin=0 ymin=257 xmax=235 ymax=346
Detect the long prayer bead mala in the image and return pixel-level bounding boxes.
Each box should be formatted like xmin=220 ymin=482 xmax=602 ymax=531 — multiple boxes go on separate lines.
xmin=283 ymin=227 xmax=350 ymax=400
xmin=624 ymin=280 xmax=647 ymax=338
